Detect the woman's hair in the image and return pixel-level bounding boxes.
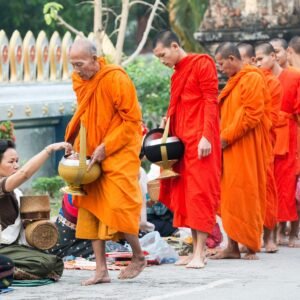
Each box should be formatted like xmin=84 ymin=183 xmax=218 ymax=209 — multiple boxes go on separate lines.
xmin=0 ymin=139 xmax=16 ymax=162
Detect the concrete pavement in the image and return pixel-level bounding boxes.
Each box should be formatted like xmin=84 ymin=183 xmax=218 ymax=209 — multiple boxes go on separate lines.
xmin=2 ymin=246 xmax=300 ymax=300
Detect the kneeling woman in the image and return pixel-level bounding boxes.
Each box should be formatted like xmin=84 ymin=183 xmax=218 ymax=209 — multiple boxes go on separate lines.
xmin=0 ymin=139 xmax=72 ymax=280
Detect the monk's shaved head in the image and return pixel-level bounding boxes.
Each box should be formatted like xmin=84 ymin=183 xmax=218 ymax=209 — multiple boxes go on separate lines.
xmin=255 ymin=42 xmax=275 ymax=55
xmin=237 ymin=43 xmax=255 ymax=58
xmin=215 ymin=42 xmax=241 ymax=60
xmin=270 ymin=38 xmax=288 ymax=50
xmin=289 ymin=36 xmax=300 ymax=54
xmin=153 ymin=30 xmax=181 ymax=48
xmin=71 ymin=38 xmax=97 ymax=57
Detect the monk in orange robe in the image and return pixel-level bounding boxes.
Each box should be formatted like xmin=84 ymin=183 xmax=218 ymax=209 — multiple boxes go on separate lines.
xmin=254 ymin=42 xmax=284 ymax=252
xmin=213 ymin=42 xmax=272 ymax=260
xmin=238 ymin=42 xmax=282 ymax=253
xmin=153 ymin=31 xmax=221 ymax=269
xmin=270 ymin=38 xmax=300 ymax=247
xmin=65 ymin=39 xmax=145 ymax=285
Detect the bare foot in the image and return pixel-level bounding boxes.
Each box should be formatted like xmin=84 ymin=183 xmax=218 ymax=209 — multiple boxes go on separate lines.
xmin=265 ymin=240 xmax=278 ymax=253
xmin=81 ymin=270 xmax=111 ymax=286
xmin=243 ymin=249 xmax=259 ymax=260
xmin=277 ymin=232 xmax=288 ymax=245
xmin=186 ymin=256 xmax=207 ymax=269
xmin=210 ymin=248 xmax=241 ymax=259
xmin=118 ymin=256 xmax=146 ymax=280
xmin=239 ymin=245 xmax=248 ymax=253
xmin=288 ymin=235 xmax=298 ymax=247
xmin=175 ymin=255 xmax=192 ymax=266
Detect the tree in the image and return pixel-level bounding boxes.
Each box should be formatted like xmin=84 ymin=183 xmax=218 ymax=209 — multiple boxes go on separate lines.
xmin=43 ymin=0 xmax=165 ymax=65
xmin=168 ymin=0 xmax=208 ymax=52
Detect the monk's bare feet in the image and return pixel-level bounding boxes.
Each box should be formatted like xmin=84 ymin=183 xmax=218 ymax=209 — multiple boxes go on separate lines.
xmin=243 ymin=249 xmax=259 ymax=260
xmin=265 ymin=240 xmax=278 ymax=253
xmin=186 ymin=256 xmax=207 ymax=269
xmin=239 ymin=245 xmax=248 ymax=253
xmin=210 ymin=248 xmax=241 ymax=259
xmin=288 ymin=235 xmax=300 ymax=247
xmin=175 ymin=254 xmax=192 ymax=266
xmin=81 ymin=270 xmax=111 ymax=286
xmin=118 ymin=256 xmax=146 ymax=280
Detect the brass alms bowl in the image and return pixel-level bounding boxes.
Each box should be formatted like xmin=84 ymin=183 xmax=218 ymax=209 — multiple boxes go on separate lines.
xmin=58 ymin=156 xmax=101 ymax=195
xmin=58 ymin=123 xmax=101 ymax=196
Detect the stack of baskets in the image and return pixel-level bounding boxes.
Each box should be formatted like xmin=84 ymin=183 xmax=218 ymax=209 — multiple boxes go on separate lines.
xmin=20 ymin=195 xmax=58 ymax=250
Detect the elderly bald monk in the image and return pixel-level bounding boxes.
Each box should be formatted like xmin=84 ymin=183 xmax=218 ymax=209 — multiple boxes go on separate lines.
xmin=66 ymin=38 xmax=145 ymax=285
xmin=213 ymin=42 xmax=271 ymax=260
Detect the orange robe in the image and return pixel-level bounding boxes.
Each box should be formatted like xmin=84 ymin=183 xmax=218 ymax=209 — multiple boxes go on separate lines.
xmin=274 ymin=68 xmax=300 ymax=222
xmin=65 ymin=58 xmax=143 ymax=237
xmin=159 ymin=54 xmax=221 ymax=234
xmin=262 ymin=69 xmax=282 ymax=230
xmin=219 ymin=65 xmax=271 ymax=252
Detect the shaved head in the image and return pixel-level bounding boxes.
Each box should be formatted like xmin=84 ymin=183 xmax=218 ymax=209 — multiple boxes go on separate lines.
xmin=153 ymin=30 xmax=181 ymax=48
xmin=71 ymin=38 xmax=97 ymax=57
xmin=237 ymin=43 xmax=255 ymax=58
xmin=255 ymin=42 xmax=275 ymax=55
xmin=289 ymin=36 xmax=300 ymax=54
xmin=215 ymin=42 xmax=241 ymax=60
xmin=270 ymin=38 xmax=288 ymax=50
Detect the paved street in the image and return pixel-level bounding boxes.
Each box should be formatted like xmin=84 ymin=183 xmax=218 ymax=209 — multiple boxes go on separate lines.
xmin=3 ymin=245 xmax=300 ymax=300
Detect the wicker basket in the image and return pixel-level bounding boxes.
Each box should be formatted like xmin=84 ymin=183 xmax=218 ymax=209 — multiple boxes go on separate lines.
xmin=25 ymin=220 xmax=58 ymax=250
xmin=20 ymin=195 xmax=50 ymax=221
xmin=147 ymin=179 xmax=160 ymax=202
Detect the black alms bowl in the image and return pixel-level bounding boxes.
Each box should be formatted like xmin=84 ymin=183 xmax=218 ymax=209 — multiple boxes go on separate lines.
xmin=143 ymin=128 xmax=184 ymax=163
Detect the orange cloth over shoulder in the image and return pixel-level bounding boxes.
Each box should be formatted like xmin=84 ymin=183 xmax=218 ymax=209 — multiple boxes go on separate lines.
xmin=219 ymin=65 xmax=271 ymax=252
xmin=261 ymin=68 xmax=282 ymax=230
xmin=65 ymin=58 xmax=143 ymax=237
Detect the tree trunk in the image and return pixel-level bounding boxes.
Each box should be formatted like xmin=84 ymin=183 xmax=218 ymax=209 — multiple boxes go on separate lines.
xmin=115 ymin=0 xmax=130 ymax=65
xmin=94 ymin=0 xmax=104 ymax=56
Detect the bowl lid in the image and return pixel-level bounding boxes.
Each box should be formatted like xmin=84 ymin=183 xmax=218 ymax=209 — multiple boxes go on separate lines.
xmin=147 ymin=136 xmax=180 ymax=146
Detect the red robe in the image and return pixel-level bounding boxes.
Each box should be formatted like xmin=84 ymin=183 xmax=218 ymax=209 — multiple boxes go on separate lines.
xmin=159 ymin=54 xmax=221 ymax=234
xmin=274 ymin=68 xmax=300 ymax=222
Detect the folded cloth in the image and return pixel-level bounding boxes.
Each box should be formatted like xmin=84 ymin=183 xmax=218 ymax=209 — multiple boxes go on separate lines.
xmin=12 ymin=279 xmax=54 ymax=287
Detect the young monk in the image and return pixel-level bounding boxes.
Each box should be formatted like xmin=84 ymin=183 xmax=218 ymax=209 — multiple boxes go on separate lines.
xmin=66 ymin=38 xmax=146 ymax=285
xmin=287 ymin=36 xmax=300 ymax=242
xmin=269 ymin=39 xmax=300 ymax=247
xmin=213 ymin=42 xmax=272 ymax=260
xmin=254 ymin=42 xmax=284 ymax=252
xmin=153 ymin=31 xmax=221 ymax=269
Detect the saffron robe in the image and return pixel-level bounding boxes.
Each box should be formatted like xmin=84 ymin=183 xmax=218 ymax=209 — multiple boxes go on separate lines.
xmin=219 ymin=65 xmax=271 ymax=252
xmin=262 ymin=69 xmax=282 ymax=230
xmin=274 ymin=68 xmax=300 ymax=222
xmin=159 ymin=54 xmax=221 ymax=234
xmin=65 ymin=58 xmax=143 ymax=238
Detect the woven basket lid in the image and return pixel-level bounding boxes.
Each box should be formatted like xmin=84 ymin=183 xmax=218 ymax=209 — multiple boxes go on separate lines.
xmin=20 ymin=195 xmax=50 ymax=213
xmin=25 ymin=220 xmax=58 ymax=250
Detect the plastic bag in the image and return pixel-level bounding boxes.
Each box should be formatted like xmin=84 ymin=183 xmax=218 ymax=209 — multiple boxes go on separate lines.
xmin=139 ymin=231 xmax=179 ymax=264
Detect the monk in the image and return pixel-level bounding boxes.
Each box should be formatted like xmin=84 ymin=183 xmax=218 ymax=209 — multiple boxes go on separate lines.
xmin=213 ymin=42 xmax=271 ymax=260
xmin=287 ymin=36 xmax=300 ymax=242
xmin=270 ymin=38 xmax=289 ymax=69
xmin=66 ymin=39 xmax=145 ymax=285
xmin=153 ymin=31 xmax=221 ymax=268
xmin=254 ymin=42 xmax=284 ymax=252
xmin=270 ymin=38 xmax=300 ymax=247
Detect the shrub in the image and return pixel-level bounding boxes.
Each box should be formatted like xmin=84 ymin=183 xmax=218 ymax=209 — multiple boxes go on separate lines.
xmin=126 ymin=56 xmax=172 ymax=129
xmin=32 ymin=176 xmax=65 ymax=200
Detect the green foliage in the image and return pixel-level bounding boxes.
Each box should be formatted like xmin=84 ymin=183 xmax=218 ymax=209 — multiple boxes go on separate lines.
xmin=125 ymin=56 xmax=172 ymax=128
xmin=43 ymin=2 xmax=64 ymax=25
xmin=0 ymin=121 xmax=15 ymax=141
xmin=32 ymin=176 xmax=64 ymax=199
xmin=169 ymin=0 xmax=209 ymax=52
